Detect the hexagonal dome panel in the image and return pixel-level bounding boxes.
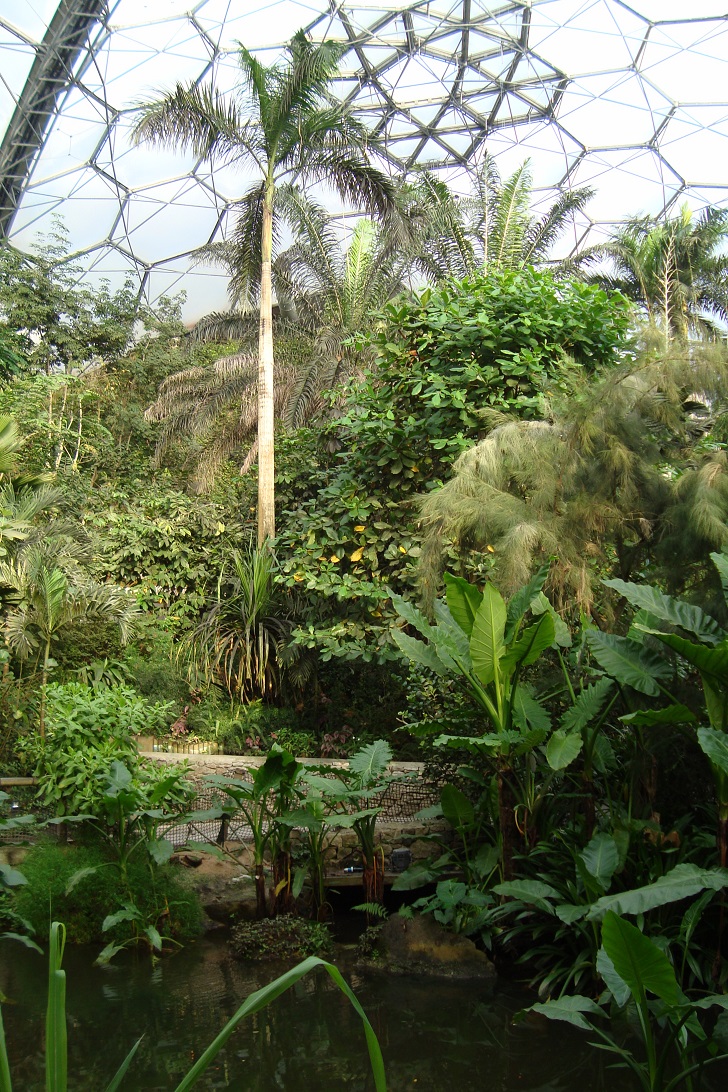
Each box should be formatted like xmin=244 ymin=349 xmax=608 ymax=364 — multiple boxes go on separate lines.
xmin=0 ymin=0 xmax=726 ymax=322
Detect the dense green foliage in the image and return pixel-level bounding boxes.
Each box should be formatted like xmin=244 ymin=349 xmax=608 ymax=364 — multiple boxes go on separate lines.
xmin=276 ymin=267 xmax=632 ymax=657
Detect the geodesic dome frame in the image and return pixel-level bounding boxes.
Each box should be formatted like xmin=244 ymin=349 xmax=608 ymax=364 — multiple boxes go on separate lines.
xmin=1 ymin=1 xmax=727 ymax=322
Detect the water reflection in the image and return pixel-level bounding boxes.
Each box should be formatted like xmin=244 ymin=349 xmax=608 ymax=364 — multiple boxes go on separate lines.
xmin=0 ymin=937 xmax=724 ymax=1091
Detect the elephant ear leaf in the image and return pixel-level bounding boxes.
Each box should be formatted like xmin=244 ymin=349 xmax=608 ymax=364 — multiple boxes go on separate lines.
xmin=348 ymin=740 xmax=392 ymax=787
xmin=711 ymin=551 xmax=728 ymax=606
xmin=470 ymin=583 xmax=506 ymax=686
xmin=587 ymin=630 xmax=672 ymax=696
xmin=444 ymin=573 xmax=482 ymax=636
xmin=601 ymin=912 xmax=679 ymax=1006
xmin=697 ymin=727 xmax=728 ymax=775
xmin=604 ymin=577 xmax=724 ymax=644
xmin=504 ymin=563 xmax=551 ymax=643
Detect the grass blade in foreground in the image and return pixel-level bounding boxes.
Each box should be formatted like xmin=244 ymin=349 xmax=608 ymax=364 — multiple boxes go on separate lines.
xmin=46 ymin=923 xmax=67 ymax=1092
xmin=173 ymin=955 xmax=386 ymax=1092
xmin=0 ymin=1007 xmax=12 ymax=1092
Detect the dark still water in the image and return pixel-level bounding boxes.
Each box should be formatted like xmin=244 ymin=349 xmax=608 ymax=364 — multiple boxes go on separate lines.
xmin=1 ymin=935 xmax=725 ymax=1091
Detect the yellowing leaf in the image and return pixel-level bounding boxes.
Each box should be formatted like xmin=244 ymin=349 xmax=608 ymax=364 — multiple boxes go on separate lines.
xmin=293 ymin=573 xmax=304 ymax=582
xmin=399 ymin=546 xmax=407 ymax=554
xmin=350 ymin=547 xmax=364 ymax=562
xmin=330 ymin=554 xmax=340 ymax=563
xmin=486 ymin=545 xmax=495 ymax=553
xmin=354 ymin=525 xmax=366 ymax=532
xmin=318 ymin=556 xmax=327 ymax=562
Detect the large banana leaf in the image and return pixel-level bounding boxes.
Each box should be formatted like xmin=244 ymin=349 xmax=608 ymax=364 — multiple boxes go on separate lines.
xmin=470 ymin=582 xmax=506 ymax=687
xmin=587 ymin=630 xmax=672 ymax=696
xmin=601 ymin=911 xmax=680 ymax=1006
xmin=440 ymin=783 xmax=474 ymax=831
xmin=604 ymin=578 xmax=724 ymax=644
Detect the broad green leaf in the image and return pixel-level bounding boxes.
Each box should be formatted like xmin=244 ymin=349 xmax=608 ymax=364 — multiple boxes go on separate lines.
xmin=520 ymin=995 xmax=603 ymax=1032
xmin=64 ymin=866 xmax=100 ymax=895
xmin=697 ymin=726 xmax=728 ymax=776
xmin=711 ymin=551 xmax=728 ymax=604
xmin=554 ymin=903 xmax=588 ymax=924
xmin=145 ymin=925 xmax=162 ymax=951
xmin=601 ymin=911 xmax=679 ymax=1006
xmin=390 ymin=629 xmax=450 ymax=676
xmin=470 ymin=583 xmax=506 ymax=687
xmin=0 ymin=932 xmax=42 ymax=952
xmin=0 ymin=863 xmax=26 ymax=887
xmin=579 ymin=833 xmax=619 ymax=891
xmin=587 ymin=630 xmax=672 ymax=696
xmin=596 ymin=946 xmax=631 ymax=1008
xmin=432 ymin=599 xmax=472 ymax=664
xmin=102 ymin=907 xmax=139 ymax=932
xmin=348 ymin=739 xmax=392 ymax=786
xmin=652 ymin=632 xmax=728 ymax=691
xmin=588 ymin=864 xmax=728 ymax=920
xmin=501 ymin=613 xmax=555 ymax=671
xmin=512 ymin=689 xmax=551 ymax=734
xmin=529 ymin=592 xmax=572 ymax=647
xmin=147 ymin=838 xmax=175 ymax=866
xmin=545 ymin=729 xmax=582 ymax=771
xmin=439 ymin=784 xmax=474 ymax=832
xmin=504 ymin=563 xmax=551 ymax=643
xmin=559 ymin=677 xmax=614 ymax=734
xmin=444 ymin=572 xmax=482 ymax=636
xmin=621 ymin=704 xmax=696 ymax=727
xmin=493 ymin=879 xmax=559 ymax=914
xmin=94 ymin=943 xmax=124 ymax=966
xmin=390 ymin=593 xmax=435 ymax=641
xmin=604 ymin=578 xmax=724 ymax=644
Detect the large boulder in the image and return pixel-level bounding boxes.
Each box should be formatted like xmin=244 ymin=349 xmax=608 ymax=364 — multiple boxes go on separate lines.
xmin=360 ymin=913 xmax=496 ymax=981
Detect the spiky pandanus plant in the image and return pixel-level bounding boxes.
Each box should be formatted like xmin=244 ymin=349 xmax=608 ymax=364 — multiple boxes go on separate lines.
xmin=418 ymin=342 xmax=728 ymax=614
xmin=132 ymin=30 xmax=396 ymax=545
xmin=180 ymin=546 xmax=288 ymax=704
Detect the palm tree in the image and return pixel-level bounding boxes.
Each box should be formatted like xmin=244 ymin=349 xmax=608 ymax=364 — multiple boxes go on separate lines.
xmin=592 ymin=203 xmax=728 ymax=345
xmin=132 ymin=30 xmax=396 ymax=545
xmin=405 ymin=154 xmax=594 ymax=280
xmin=0 ymin=415 xmax=63 ymax=557
xmin=0 ymin=543 xmax=139 ymax=736
xmin=145 ymin=192 xmax=409 ymax=489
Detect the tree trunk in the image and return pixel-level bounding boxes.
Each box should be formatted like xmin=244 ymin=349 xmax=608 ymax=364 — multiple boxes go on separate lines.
xmin=254 ymin=861 xmax=268 ymax=919
xmin=257 ymin=183 xmax=276 ymax=547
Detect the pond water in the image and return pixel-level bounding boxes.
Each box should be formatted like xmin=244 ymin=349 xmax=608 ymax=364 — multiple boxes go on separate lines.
xmin=1 ymin=934 xmax=726 ymax=1091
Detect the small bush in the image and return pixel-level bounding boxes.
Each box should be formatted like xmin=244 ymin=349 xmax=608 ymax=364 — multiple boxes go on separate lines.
xmin=230 ymin=916 xmax=333 ymax=961
xmin=13 ymin=842 xmax=202 ymax=946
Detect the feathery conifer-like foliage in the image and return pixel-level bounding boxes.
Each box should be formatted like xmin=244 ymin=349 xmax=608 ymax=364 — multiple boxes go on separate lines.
xmin=419 ymin=341 xmax=728 ymax=611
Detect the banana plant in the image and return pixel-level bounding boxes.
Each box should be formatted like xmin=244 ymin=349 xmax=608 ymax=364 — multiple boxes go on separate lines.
xmin=522 ymin=911 xmax=728 ymax=1092
xmin=391 ymin=568 xmax=575 ymax=878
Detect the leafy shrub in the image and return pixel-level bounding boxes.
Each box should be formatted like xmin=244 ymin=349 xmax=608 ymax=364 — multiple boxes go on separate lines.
xmin=12 ymin=842 xmax=202 ymax=945
xmin=22 ymin=682 xmax=175 ymax=814
xmin=230 ymin=916 xmax=333 ymax=961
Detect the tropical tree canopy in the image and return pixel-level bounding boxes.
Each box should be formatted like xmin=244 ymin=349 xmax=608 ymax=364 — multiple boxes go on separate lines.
xmin=405 ymin=154 xmax=594 ymax=282
xmin=132 ymin=29 xmax=396 ymax=544
xmin=591 ymin=203 xmax=728 ymax=343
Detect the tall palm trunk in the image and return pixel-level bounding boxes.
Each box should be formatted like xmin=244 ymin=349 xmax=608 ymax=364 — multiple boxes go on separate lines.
xmin=257 ymin=181 xmax=276 ymax=546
